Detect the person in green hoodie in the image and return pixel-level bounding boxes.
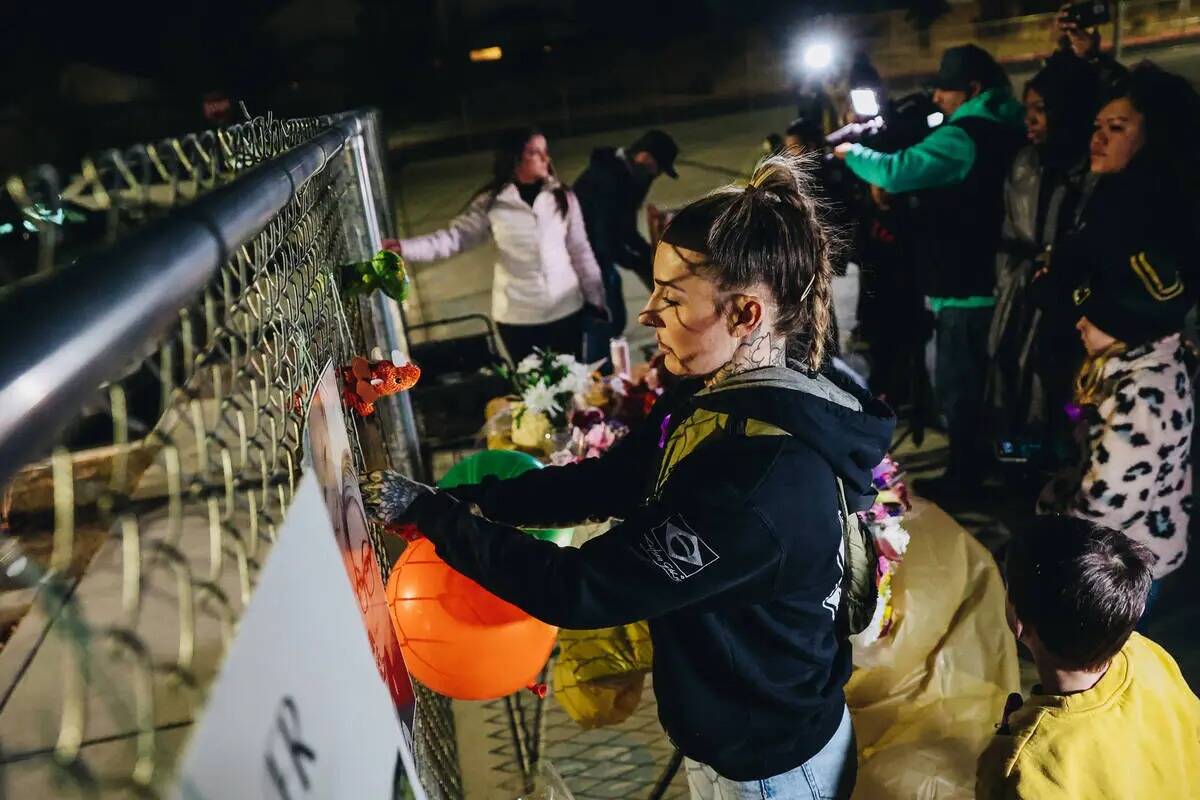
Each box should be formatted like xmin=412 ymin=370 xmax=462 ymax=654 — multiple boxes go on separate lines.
xmin=835 ymin=44 xmax=1025 ymax=499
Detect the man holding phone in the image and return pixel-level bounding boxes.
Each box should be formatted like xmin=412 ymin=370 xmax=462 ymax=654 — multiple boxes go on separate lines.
xmin=1057 ymin=2 xmax=1126 ymax=86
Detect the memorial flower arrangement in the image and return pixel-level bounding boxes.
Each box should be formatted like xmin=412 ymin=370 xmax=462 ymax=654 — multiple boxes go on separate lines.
xmin=549 ymin=408 xmax=630 ymax=466
xmin=852 ymin=455 xmax=913 ymax=646
xmin=496 ymin=349 xmax=596 ymax=429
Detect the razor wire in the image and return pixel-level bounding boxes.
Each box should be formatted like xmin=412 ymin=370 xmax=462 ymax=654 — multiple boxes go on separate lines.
xmin=0 ymin=113 xmax=462 ymax=799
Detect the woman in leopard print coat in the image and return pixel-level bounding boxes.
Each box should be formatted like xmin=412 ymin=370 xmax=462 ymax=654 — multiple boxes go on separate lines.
xmin=1038 ymin=332 xmax=1192 ymax=580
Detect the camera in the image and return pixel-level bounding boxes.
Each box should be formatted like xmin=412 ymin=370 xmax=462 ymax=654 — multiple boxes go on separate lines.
xmin=1061 ymin=0 xmax=1111 ymax=29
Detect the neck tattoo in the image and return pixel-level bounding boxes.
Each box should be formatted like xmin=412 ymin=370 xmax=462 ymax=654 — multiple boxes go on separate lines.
xmin=705 ymin=329 xmax=786 ymax=388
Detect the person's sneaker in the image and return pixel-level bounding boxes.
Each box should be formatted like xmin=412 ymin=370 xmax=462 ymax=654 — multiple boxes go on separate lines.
xmin=912 ymin=472 xmax=984 ymax=507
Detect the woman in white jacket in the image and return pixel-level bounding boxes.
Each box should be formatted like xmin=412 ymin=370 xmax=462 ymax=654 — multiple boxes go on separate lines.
xmin=389 ymin=128 xmax=606 ymax=362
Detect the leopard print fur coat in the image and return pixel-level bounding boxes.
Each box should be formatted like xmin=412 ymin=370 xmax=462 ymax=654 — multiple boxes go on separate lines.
xmin=1039 ymin=334 xmax=1193 ymax=579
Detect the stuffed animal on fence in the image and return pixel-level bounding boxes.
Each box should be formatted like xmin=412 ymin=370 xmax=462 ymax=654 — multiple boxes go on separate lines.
xmin=341 ymin=249 xmax=410 ymax=303
xmin=341 ymin=350 xmax=420 ymax=416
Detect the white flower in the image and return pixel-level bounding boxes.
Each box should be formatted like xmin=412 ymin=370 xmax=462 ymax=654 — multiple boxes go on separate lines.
xmin=517 ymin=354 xmax=542 ymax=374
xmin=522 ymin=382 xmax=563 ymax=417
xmin=559 ymin=361 xmax=594 ymax=397
xmin=872 ymin=519 xmax=911 ymax=560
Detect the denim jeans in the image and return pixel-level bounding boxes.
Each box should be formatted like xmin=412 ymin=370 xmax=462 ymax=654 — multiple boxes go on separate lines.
xmin=584 ymin=266 xmax=628 ymax=369
xmin=935 ymin=305 xmax=994 ymax=481
xmin=686 ymin=706 xmax=856 ymax=800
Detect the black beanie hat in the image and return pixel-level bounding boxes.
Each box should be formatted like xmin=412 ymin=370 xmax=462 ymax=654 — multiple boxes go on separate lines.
xmin=1074 ymin=246 xmax=1190 ymax=348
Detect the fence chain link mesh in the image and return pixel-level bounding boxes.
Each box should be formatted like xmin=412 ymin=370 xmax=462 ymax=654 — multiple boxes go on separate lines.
xmin=0 ymin=113 xmax=462 ymax=799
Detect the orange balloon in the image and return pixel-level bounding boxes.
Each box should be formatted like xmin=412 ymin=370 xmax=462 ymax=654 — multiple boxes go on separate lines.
xmin=386 ymin=537 xmax=557 ymax=701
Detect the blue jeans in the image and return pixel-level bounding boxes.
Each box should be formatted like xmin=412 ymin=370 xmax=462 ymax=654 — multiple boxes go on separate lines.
xmin=935 ymin=305 xmax=993 ymax=481
xmin=686 ymin=706 xmax=857 ymax=800
xmin=584 ymin=266 xmax=628 ymax=370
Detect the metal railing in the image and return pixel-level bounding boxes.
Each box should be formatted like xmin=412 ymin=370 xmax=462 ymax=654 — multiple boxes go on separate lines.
xmin=0 ymin=110 xmax=460 ymax=798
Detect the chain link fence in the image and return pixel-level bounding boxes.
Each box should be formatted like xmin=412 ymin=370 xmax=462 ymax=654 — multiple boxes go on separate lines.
xmin=0 ymin=110 xmax=462 ymax=798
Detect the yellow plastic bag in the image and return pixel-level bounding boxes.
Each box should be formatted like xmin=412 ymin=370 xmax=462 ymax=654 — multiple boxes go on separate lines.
xmin=553 ymin=622 xmax=653 ymax=728
xmin=847 ymin=498 xmax=1019 ymax=800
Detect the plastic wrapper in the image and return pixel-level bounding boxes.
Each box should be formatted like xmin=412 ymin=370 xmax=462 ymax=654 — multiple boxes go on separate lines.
xmin=552 ymin=621 xmax=654 ymax=728
xmin=847 ymin=498 xmax=1019 ymax=799
xmin=517 ymin=761 xmax=576 ymax=800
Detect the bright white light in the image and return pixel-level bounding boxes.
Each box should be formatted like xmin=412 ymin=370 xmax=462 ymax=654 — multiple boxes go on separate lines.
xmin=850 ymin=89 xmax=880 ymax=117
xmin=927 ymin=111 xmax=945 ymax=128
xmin=803 ymin=41 xmax=835 ymax=71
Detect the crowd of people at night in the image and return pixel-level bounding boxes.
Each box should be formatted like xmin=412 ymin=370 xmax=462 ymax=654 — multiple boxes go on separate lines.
xmin=371 ymin=8 xmax=1200 ymax=799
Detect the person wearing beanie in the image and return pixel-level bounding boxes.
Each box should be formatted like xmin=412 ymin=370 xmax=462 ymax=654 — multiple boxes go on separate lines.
xmin=1037 ymin=241 xmax=1193 ymax=613
xmin=573 ymin=129 xmax=679 ymax=364
xmin=987 ymin=53 xmax=1100 ymax=467
xmin=834 ymin=44 xmax=1025 ymax=500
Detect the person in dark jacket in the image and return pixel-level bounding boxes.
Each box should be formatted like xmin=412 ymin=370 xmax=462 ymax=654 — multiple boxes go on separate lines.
xmin=1055 ymin=2 xmax=1127 ymax=89
xmin=835 ymin=44 xmax=1025 ymax=499
xmin=1039 ymin=62 xmax=1200 ymax=347
xmin=987 ymin=53 xmax=1099 ymax=467
xmin=362 ymin=154 xmax=895 ymax=798
xmin=574 ymin=129 xmax=679 ymax=361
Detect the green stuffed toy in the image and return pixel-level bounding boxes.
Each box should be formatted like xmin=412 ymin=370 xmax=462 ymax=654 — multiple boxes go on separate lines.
xmin=341 ymin=249 xmax=410 ymax=302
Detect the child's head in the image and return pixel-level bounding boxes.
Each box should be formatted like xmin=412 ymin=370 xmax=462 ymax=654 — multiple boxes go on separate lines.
xmin=1006 ymin=515 xmax=1153 ymax=671
xmin=639 ymin=153 xmax=836 ymax=377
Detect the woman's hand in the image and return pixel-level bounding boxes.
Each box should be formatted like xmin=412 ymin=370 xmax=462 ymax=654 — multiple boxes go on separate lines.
xmin=360 ymin=470 xmax=434 ymax=524
xmin=381 ymin=238 xmax=404 ymax=255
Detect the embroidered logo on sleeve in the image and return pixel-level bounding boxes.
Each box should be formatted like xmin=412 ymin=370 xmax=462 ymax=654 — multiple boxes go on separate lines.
xmin=640 ymin=516 xmax=719 ymax=582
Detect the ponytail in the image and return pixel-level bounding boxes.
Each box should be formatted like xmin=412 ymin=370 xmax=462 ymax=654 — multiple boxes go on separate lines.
xmin=698 ymin=153 xmax=840 ymax=372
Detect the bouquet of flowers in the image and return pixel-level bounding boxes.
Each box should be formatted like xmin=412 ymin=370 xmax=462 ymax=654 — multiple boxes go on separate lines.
xmin=852 ymin=455 xmax=913 ymax=647
xmin=549 ymin=407 xmax=630 ymax=466
xmin=606 ymin=352 xmax=669 ymax=427
xmin=493 ymin=349 xmax=601 ymax=450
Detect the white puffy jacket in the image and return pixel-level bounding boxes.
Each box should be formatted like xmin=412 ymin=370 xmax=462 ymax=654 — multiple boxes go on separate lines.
xmin=400 ymin=180 xmax=605 ymax=326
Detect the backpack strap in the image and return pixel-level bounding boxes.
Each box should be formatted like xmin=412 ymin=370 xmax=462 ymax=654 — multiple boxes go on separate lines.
xmin=835 ymin=476 xmax=880 ymax=637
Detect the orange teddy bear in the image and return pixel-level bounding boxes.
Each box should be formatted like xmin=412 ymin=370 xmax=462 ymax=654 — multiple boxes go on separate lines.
xmin=341 ymin=349 xmax=421 ymax=416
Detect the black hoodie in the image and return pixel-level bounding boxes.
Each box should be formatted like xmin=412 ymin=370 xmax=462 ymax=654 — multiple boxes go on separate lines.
xmin=407 ymin=367 xmax=895 ymax=780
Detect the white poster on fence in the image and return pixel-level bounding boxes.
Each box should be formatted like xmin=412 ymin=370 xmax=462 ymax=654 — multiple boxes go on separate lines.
xmin=175 ymin=474 xmax=425 ymax=800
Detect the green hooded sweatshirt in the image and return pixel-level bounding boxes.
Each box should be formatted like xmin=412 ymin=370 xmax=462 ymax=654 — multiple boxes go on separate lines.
xmin=844 ymin=88 xmax=1024 ymax=311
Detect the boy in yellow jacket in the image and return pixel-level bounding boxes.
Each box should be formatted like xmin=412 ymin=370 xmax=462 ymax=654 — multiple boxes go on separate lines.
xmin=977 ymin=515 xmax=1200 ymax=798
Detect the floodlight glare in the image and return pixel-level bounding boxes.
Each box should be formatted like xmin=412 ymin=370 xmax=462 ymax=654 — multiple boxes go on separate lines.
xmin=803 ymin=41 xmax=835 ymax=72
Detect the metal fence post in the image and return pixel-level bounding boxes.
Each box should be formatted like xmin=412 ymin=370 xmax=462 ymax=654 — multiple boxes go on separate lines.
xmin=343 ymin=122 xmax=425 ymax=482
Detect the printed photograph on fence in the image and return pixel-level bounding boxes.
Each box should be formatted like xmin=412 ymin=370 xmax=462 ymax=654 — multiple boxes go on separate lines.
xmin=305 ymin=361 xmax=416 ymax=729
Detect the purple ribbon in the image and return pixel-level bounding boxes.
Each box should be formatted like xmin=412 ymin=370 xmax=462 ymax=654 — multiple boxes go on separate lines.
xmin=658 ymin=413 xmax=672 ymax=449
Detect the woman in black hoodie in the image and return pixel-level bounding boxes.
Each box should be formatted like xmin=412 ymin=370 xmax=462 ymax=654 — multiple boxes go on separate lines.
xmin=988 ymin=53 xmax=1099 ymax=467
xmin=362 ymin=154 xmax=895 ymax=799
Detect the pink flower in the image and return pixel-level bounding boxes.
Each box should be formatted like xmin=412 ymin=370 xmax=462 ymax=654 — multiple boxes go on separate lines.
xmin=584 ymin=423 xmax=616 ymax=451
